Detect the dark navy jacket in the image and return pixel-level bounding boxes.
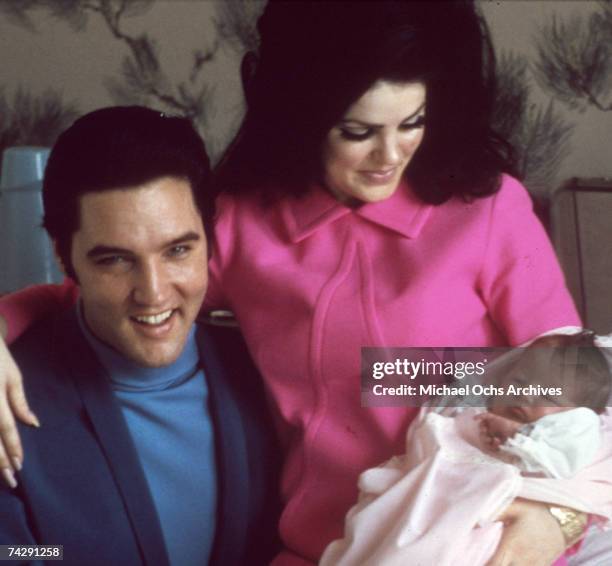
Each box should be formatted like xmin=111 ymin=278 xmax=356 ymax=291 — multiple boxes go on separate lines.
xmin=0 ymin=309 xmax=280 ymax=566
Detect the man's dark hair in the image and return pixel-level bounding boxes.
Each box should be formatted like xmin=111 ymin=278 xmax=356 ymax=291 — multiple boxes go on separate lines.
xmin=42 ymin=106 xmax=213 ymax=278
xmin=216 ymin=0 xmax=516 ymax=204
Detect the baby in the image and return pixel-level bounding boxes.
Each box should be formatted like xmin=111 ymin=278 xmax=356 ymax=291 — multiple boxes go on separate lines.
xmin=477 ymin=332 xmax=610 ymax=479
xmin=320 ymin=331 xmax=612 ymax=566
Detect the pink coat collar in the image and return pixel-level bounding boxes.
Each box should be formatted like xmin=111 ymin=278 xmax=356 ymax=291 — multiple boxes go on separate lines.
xmin=281 ymin=181 xmax=433 ymax=243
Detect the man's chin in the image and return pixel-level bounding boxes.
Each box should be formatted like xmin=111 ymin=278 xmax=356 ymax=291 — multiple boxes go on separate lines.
xmin=134 ymin=351 xmax=183 ymax=368
xmin=118 ymin=342 xmax=186 ymax=368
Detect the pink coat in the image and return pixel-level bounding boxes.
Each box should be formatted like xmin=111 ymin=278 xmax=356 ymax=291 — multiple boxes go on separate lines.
xmin=206 ymin=175 xmax=580 ymax=564
xmin=0 ymin=175 xmax=581 ymax=564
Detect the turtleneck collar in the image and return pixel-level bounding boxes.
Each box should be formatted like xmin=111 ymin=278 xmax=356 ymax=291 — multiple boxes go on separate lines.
xmin=76 ymin=301 xmax=199 ymax=392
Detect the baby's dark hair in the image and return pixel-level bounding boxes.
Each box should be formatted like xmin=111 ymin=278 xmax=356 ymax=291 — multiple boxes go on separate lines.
xmin=524 ymin=331 xmax=611 ymax=414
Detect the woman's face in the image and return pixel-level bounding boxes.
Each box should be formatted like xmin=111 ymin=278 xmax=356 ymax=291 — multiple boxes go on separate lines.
xmin=321 ymin=80 xmax=426 ymax=204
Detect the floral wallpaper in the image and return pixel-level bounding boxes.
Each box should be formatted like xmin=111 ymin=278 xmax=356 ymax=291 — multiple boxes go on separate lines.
xmin=1 ymin=0 xmax=611 ymax=328
xmin=0 ymin=0 xmax=264 ymax=166
xmin=1 ymin=0 xmax=611 ymax=192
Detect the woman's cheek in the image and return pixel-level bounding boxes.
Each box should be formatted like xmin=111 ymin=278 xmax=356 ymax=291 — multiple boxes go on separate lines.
xmin=336 ymin=140 xmax=372 ymax=168
xmin=401 ymin=130 xmax=424 ymax=158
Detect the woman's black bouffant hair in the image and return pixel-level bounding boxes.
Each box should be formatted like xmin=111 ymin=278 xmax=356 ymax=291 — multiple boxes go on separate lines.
xmin=215 ymin=0 xmax=517 ymax=205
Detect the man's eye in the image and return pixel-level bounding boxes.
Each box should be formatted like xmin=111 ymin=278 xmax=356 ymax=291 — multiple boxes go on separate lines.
xmin=167 ymin=245 xmax=190 ymax=257
xmin=339 ymin=128 xmax=372 ymax=141
xmin=96 ymin=256 xmax=126 ymax=266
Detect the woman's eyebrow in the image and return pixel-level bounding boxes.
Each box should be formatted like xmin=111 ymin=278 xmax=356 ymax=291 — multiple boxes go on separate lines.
xmin=340 ymin=103 xmax=426 ymax=128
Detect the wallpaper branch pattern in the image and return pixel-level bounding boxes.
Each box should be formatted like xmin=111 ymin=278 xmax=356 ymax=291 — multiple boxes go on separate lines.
xmin=493 ymin=52 xmax=574 ymax=192
xmin=0 ymin=88 xmax=78 ymax=176
xmin=534 ymin=2 xmax=612 ymax=112
xmin=1 ymin=0 xmax=220 ymax=127
xmin=215 ymin=0 xmax=264 ymax=54
xmin=0 ymin=0 xmax=266 ymax=160
xmin=98 ymin=0 xmax=220 ymax=124
xmin=1 ymin=1 xmax=610 ymax=191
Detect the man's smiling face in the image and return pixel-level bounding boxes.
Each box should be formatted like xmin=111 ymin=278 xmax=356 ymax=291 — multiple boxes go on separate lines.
xmin=70 ymin=176 xmax=208 ymax=367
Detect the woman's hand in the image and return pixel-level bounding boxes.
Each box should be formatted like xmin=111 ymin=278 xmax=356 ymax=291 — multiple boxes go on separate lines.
xmin=0 ymin=325 xmax=39 ymax=488
xmin=487 ymin=498 xmax=566 ymax=566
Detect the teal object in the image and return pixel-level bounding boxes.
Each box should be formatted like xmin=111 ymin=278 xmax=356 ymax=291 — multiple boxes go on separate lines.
xmin=0 ymin=146 xmax=63 ymax=293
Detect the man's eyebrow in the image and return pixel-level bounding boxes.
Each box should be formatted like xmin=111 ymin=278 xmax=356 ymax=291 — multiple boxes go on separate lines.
xmin=86 ymin=231 xmax=202 ymax=259
xmin=341 ymin=102 xmax=426 ymax=128
xmin=87 ymin=245 xmax=132 ymax=259
xmin=165 ymin=231 xmax=202 ymax=247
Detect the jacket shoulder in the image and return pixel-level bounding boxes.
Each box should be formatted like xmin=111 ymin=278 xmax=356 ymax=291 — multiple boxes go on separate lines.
xmin=10 ymin=311 xmax=85 ymax=420
xmin=11 ymin=313 xmax=66 ymax=381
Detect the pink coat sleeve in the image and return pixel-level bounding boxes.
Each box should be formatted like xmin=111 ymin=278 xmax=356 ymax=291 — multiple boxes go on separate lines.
xmin=0 ymin=279 xmax=79 ymax=344
xmin=478 ymin=176 xmax=581 ymax=345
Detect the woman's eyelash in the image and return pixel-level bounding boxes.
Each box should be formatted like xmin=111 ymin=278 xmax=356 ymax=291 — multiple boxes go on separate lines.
xmin=339 ymin=129 xmax=372 ymax=141
xmin=339 ymin=115 xmax=426 ymax=141
xmin=400 ymin=115 xmax=426 ymax=129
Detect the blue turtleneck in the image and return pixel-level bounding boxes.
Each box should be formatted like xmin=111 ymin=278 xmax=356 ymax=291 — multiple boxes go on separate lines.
xmin=77 ymin=306 xmax=217 ymax=565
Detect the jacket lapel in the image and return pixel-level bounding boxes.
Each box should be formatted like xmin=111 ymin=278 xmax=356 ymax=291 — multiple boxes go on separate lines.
xmin=57 ymin=310 xmax=170 ymax=566
xmin=197 ymin=325 xmax=251 ymax=566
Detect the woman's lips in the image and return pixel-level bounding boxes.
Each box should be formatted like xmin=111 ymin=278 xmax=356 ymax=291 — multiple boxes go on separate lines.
xmin=358 ymin=168 xmax=397 ymax=185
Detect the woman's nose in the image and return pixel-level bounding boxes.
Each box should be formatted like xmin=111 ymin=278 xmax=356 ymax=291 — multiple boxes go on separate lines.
xmin=374 ymin=135 xmax=403 ymax=165
xmin=132 ymin=261 xmax=169 ymax=306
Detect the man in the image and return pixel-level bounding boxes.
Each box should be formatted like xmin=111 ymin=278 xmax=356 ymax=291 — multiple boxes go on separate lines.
xmin=0 ymin=107 xmax=279 ymax=566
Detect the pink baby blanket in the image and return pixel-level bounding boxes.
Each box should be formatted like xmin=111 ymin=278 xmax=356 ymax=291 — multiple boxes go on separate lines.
xmin=320 ymin=408 xmax=612 ymax=566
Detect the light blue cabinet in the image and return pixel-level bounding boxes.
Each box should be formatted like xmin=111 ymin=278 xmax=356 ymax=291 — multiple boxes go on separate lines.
xmin=0 ymin=147 xmax=63 ymax=293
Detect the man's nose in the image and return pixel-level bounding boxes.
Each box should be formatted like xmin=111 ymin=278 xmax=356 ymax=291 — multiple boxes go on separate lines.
xmin=132 ymin=261 xmax=169 ymax=306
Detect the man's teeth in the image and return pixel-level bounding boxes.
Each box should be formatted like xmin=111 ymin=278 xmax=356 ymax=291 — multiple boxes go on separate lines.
xmin=134 ymin=310 xmax=173 ymax=325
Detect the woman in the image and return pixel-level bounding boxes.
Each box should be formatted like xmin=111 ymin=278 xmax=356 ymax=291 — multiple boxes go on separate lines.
xmin=0 ymin=2 xmax=597 ymax=564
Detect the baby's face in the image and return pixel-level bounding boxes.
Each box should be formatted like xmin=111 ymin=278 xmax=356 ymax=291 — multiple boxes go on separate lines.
xmin=490 ymin=347 xmax=577 ymax=423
